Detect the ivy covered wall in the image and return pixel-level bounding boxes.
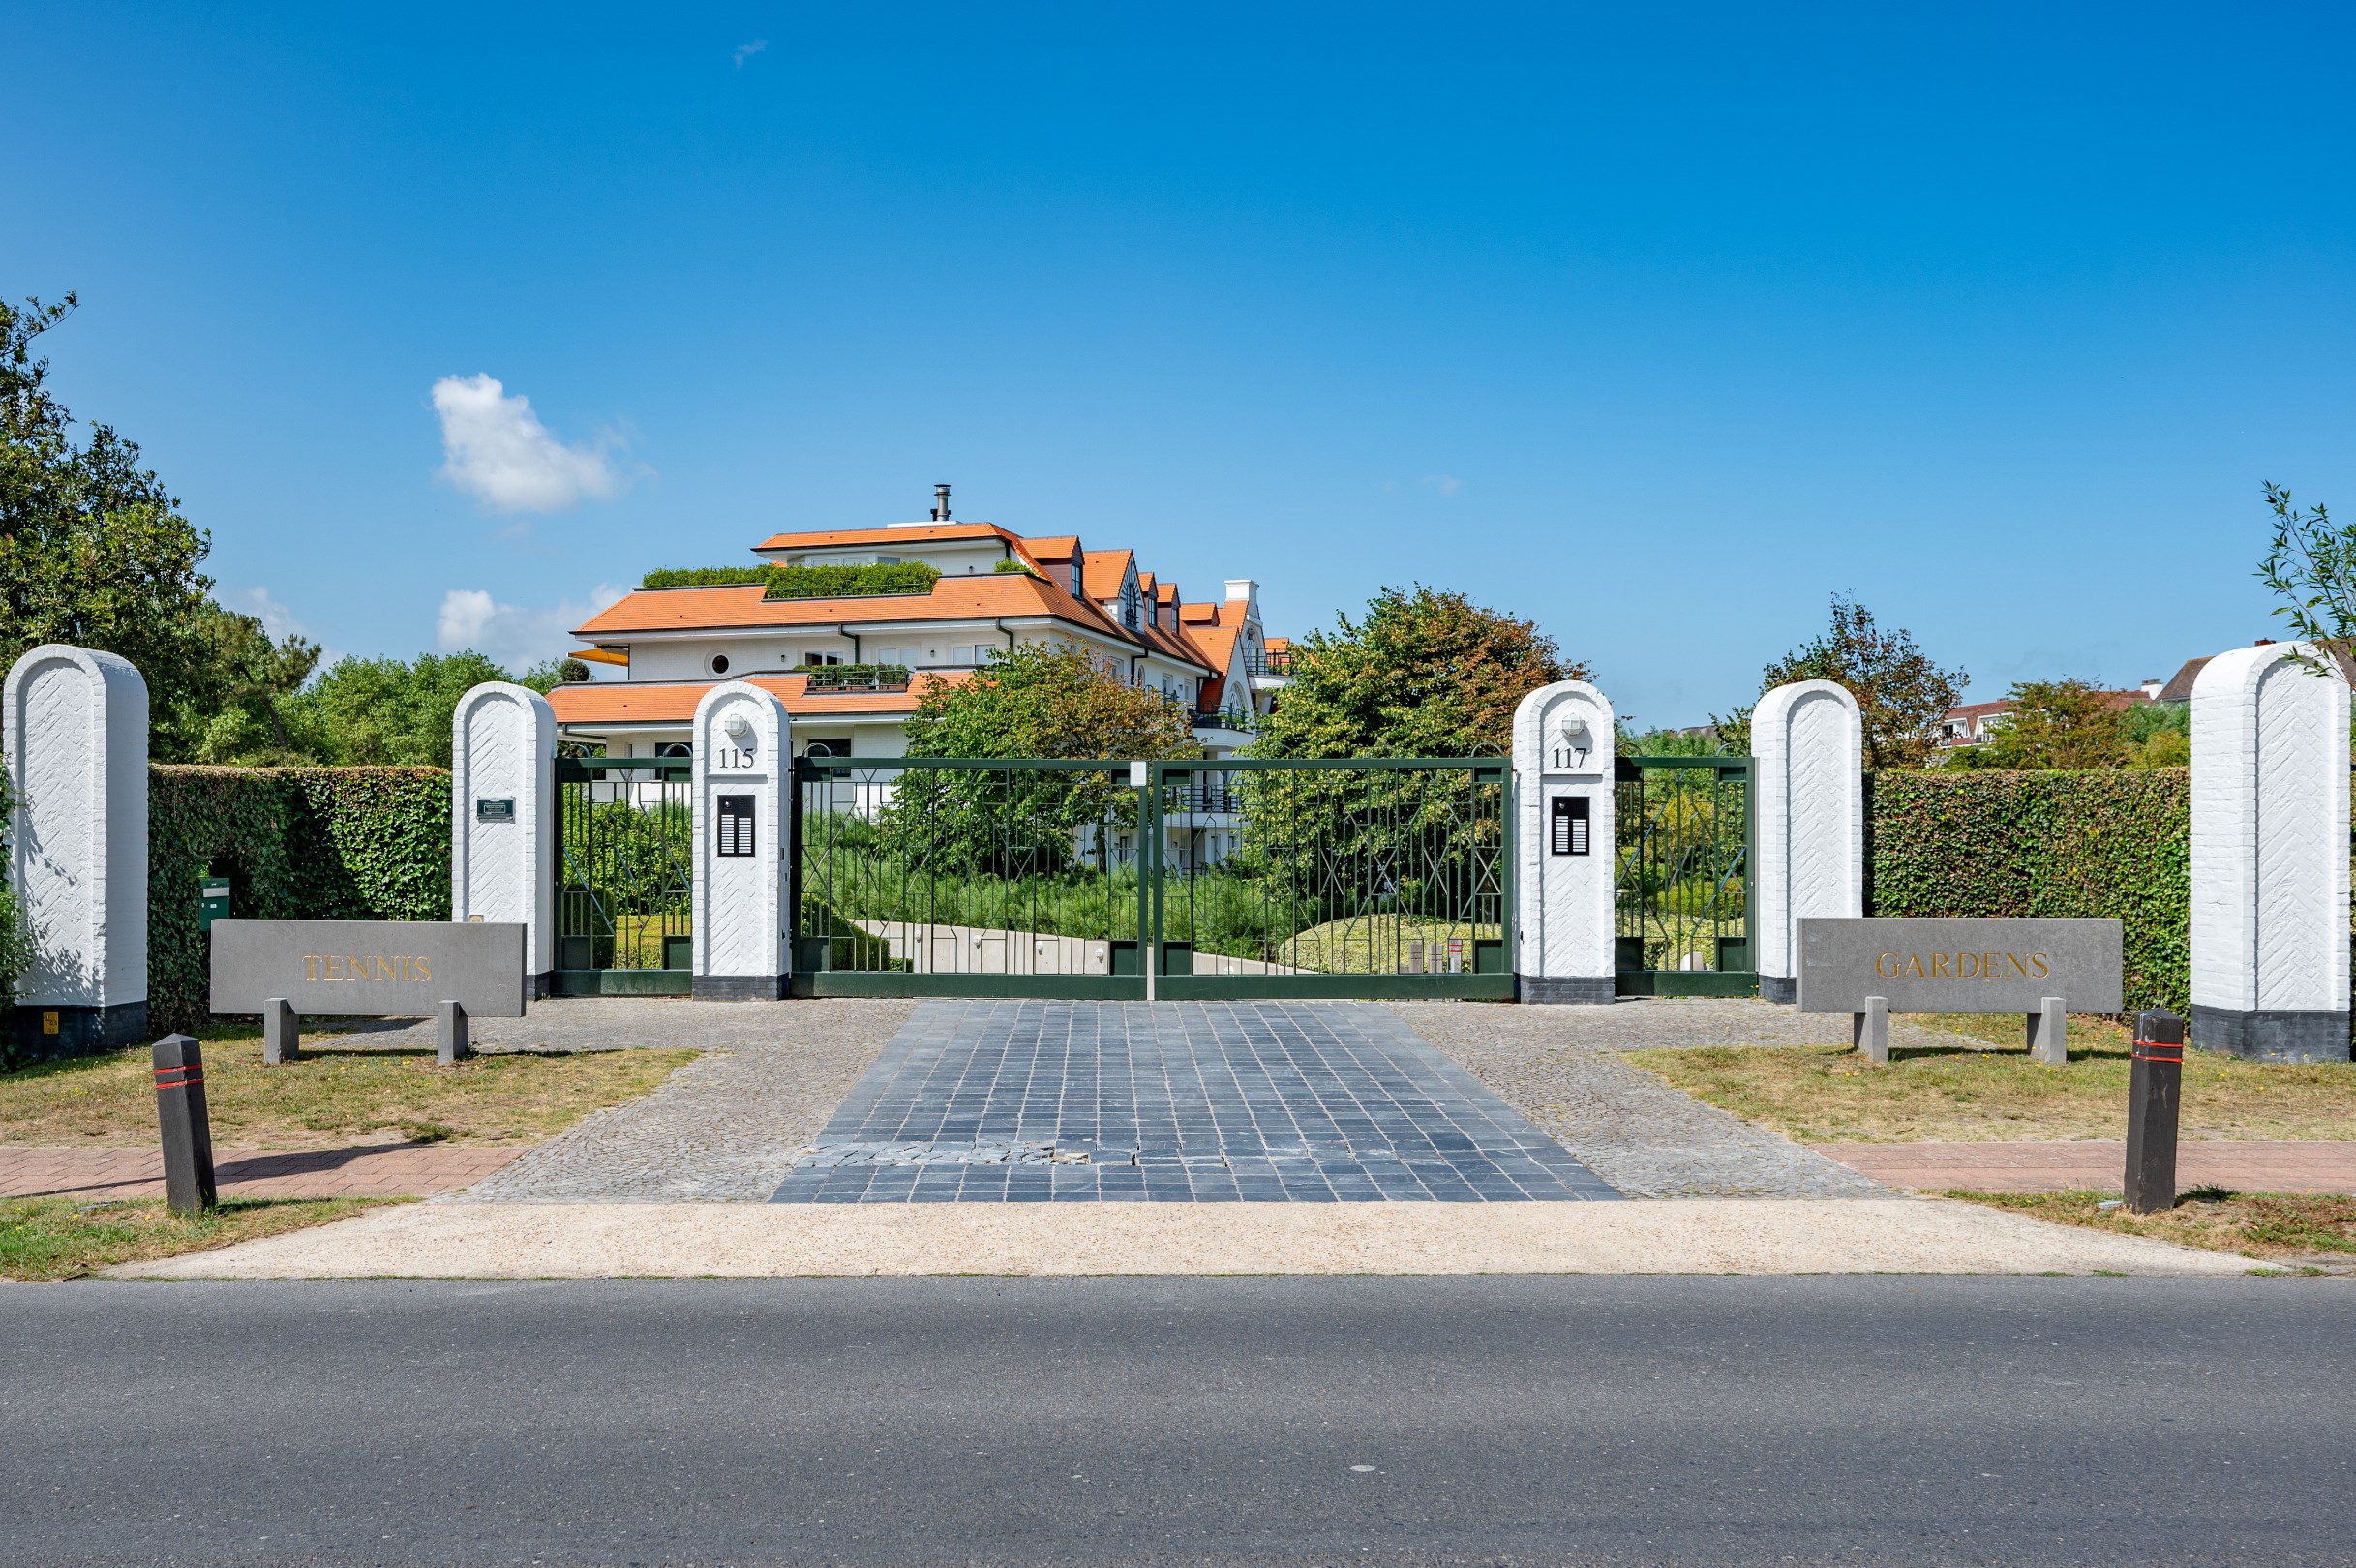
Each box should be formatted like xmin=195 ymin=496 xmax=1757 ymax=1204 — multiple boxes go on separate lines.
xmin=1866 ymin=768 xmax=2191 ymax=1015
xmin=150 ymin=767 xmax=450 ymax=1032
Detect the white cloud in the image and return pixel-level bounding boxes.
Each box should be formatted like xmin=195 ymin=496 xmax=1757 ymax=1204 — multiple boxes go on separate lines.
xmin=1420 ymin=473 xmax=1463 ymax=497
xmin=734 ymin=38 xmax=768 ymax=66
xmin=437 ymin=585 xmax=629 ymax=673
xmin=235 ymin=585 xmax=308 ymax=641
xmin=430 ymin=373 xmax=628 ymax=514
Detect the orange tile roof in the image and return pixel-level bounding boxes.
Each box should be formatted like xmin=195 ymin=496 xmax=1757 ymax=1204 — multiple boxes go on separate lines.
xmin=546 ymin=671 xmax=976 ymax=727
xmin=753 ymin=522 xmax=1015 ymax=552
xmin=576 ymin=574 xmax=1100 ymax=639
xmin=1263 ymin=636 xmax=1289 ymax=654
xmin=1081 ymin=549 xmax=1133 ymax=602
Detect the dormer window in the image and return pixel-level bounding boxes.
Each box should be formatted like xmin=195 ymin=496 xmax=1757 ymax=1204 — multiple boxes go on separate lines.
xmin=1070 ymin=560 xmax=1083 ymax=596
xmin=1121 ymin=581 xmax=1142 ymax=630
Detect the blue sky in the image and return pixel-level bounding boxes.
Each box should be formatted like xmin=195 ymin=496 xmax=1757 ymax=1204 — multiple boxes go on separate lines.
xmin=5 ymin=3 xmax=2351 ymax=726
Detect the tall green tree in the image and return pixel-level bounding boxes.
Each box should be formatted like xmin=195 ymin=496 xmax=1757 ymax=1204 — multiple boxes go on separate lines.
xmin=1252 ymin=585 xmax=1584 ymax=759
xmin=0 ymin=295 xmax=223 ymax=735
xmin=1973 ymin=678 xmax=2129 ymax=769
xmin=1719 ymin=596 xmax=1966 ymax=769
xmin=297 ymin=651 xmax=520 ymax=768
xmin=160 ymin=604 xmax=326 ymax=764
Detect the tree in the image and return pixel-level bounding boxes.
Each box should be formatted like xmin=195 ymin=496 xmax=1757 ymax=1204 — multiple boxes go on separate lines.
xmin=0 ymin=295 xmax=223 ymax=735
xmin=1253 ymin=585 xmax=1585 ymax=759
xmin=297 ymin=651 xmax=518 ymax=768
xmin=1975 ymin=678 xmax=2129 ymax=769
xmin=2256 ymin=480 xmax=2356 ymax=686
xmin=887 ymin=644 xmax=1201 ymax=873
xmin=1737 ymin=596 xmax=1966 ymax=769
xmin=157 ymin=604 xmax=326 ymax=764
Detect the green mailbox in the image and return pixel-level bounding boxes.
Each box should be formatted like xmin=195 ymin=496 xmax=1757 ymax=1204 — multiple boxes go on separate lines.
xmin=198 ymin=874 xmax=231 ymax=934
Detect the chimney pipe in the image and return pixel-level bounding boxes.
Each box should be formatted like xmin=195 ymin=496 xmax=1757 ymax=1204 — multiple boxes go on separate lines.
xmin=932 ymin=483 xmax=951 ymax=522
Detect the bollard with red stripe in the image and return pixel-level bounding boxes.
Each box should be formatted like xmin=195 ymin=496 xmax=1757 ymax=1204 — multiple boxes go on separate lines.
xmin=2124 ymin=1009 xmax=2184 ymax=1215
xmin=152 ymin=1033 xmax=216 ymax=1214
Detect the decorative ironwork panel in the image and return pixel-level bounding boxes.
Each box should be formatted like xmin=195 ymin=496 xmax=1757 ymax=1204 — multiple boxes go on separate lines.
xmin=1614 ymin=756 xmax=1754 ymax=993
xmin=555 ymin=758 xmax=693 ymax=979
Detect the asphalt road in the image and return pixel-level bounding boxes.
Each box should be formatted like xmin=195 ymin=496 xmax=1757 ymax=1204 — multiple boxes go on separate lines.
xmin=4 ymin=1276 xmax=2350 ymax=1566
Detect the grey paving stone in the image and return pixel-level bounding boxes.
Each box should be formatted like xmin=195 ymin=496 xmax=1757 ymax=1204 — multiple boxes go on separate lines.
xmin=774 ymin=1000 xmax=1620 ymax=1203
xmin=1385 ymin=999 xmax=1893 ymax=1199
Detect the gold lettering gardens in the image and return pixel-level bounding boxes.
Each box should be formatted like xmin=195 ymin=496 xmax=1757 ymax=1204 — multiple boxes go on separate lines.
xmin=300 ymin=953 xmax=435 ymax=982
xmin=1873 ymin=950 xmax=2050 ymax=981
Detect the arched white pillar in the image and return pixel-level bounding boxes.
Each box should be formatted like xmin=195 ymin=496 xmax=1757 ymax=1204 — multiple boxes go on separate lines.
xmin=4 ymin=645 xmax=148 ymax=1056
xmin=451 ymin=682 xmax=558 ymax=998
xmin=1513 ymin=679 xmax=1616 ymax=1003
xmin=2190 ymin=642 xmax=2352 ymax=1061
xmin=1751 ymin=679 xmax=1864 ymax=1004
xmin=691 ymin=681 xmax=792 ymax=1000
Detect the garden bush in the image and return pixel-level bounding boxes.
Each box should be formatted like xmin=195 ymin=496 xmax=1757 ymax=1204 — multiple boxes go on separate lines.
xmin=640 ymin=563 xmax=943 ymax=598
xmin=150 ymin=767 xmax=451 ymax=1032
xmin=1866 ymin=767 xmax=2190 ymax=1015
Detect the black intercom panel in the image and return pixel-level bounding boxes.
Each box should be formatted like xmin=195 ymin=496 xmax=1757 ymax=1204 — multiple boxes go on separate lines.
xmin=1550 ymin=795 xmax=1589 ymax=857
xmin=716 ymin=794 xmax=755 ymax=857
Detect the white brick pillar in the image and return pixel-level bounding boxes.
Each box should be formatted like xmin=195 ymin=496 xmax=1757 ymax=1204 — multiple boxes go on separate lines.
xmin=451 ymin=682 xmax=557 ymax=998
xmin=691 ymin=681 xmax=792 ymax=1000
xmin=1751 ymin=679 xmax=1864 ymax=1004
xmin=4 ymin=645 xmax=148 ymax=1057
xmin=1513 ymin=678 xmax=1616 ymax=1003
xmin=2190 ymin=643 xmax=2352 ymax=1061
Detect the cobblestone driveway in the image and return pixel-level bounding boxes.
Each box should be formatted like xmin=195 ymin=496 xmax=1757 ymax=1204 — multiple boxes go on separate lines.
xmin=772 ymin=1001 xmax=1620 ymax=1203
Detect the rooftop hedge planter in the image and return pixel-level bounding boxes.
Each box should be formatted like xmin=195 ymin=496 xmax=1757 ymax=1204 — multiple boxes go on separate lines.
xmin=641 ymin=564 xmax=943 ymax=598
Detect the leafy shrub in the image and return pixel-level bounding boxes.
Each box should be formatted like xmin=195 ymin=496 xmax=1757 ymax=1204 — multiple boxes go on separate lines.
xmin=640 ymin=563 xmax=943 ymax=598
xmin=642 ymin=566 xmax=771 ymax=588
xmin=1867 ymin=768 xmax=2190 ymax=1015
xmin=149 ymin=767 xmax=451 ymax=1032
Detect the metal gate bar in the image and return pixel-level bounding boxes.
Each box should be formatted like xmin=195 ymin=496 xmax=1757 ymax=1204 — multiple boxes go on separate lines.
xmin=554 ymin=756 xmax=694 ymax=996
xmin=791 ymin=755 xmax=1512 ymax=1000
xmin=1613 ymin=755 xmax=1756 ymax=997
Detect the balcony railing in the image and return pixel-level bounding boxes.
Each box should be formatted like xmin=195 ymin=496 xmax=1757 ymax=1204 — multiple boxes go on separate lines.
xmin=802 ymin=663 xmax=912 ymax=695
xmin=1244 ymin=648 xmax=1292 ymax=678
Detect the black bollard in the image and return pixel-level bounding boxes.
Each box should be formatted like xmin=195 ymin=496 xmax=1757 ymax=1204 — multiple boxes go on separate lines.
xmin=2124 ymin=1008 xmax=2184 ymax=1215
xmin=152 ymin=1034 xmax=217 ymax=1215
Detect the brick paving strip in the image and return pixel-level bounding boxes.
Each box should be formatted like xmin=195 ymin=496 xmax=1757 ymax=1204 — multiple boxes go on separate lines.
xmin=1820 ymin=1141 xmax=2356 ymax=1195
xmin=0 ymin=1144 xmax=519 ymax=1200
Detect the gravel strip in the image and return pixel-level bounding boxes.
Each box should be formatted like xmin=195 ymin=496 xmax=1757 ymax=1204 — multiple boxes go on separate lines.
xmin=1387 ymin=999 xmax=1901 ymax=1198
xmin=453 ymin=999 xmax=914 ymax=1202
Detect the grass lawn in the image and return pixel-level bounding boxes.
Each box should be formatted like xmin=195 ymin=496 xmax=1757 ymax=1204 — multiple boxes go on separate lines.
xmin=1956 ymin=1189 xmax=2356 ymax=1269
xmin=1 ymin=1194 xmax=395 ymax=1281
xmin=1626 ymin=1012 xmax=2356 ymax=1143
xmin=0 ymin=1038 xmax=696 ymax=1149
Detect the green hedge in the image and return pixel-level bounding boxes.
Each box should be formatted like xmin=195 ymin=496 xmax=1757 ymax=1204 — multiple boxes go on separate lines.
xmin=1866 ymin=768 xmax=2190 ymax=1015
xmin=150 ymin=767 xmax=451 ymax=1033
xmin=641 ymin=563 xmax=943 ymax=599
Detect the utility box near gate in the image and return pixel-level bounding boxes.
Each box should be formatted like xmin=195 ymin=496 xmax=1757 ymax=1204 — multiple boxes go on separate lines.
xmin=197 ymin=875 xmax=230 ymax=934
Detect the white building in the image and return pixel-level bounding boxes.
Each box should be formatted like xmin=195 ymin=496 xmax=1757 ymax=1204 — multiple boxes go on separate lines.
xmin=547 ymin=490 xmax=1291 ymax=767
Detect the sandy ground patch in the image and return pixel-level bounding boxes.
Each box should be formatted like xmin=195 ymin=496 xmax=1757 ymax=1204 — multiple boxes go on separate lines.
xmin=110 ymin=1196 xmax=2249 ymax=1279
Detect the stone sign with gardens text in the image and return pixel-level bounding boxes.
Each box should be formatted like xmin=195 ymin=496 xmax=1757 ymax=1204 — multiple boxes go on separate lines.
xmin=1797 ymin=917 xmax=2124 ymax=1014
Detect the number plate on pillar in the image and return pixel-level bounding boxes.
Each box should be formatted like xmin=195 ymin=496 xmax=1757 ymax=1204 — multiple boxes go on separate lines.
xmin=716 ymin=795 xmax=755 ymax=857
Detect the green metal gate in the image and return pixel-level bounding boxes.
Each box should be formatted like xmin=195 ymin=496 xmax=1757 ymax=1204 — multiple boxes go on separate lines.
xmin=1613 ymin=755 xmax=1755 ymax=997
xmin=554 ymin=756 xmax=694 ymax=996
xmin=790 ymin=755 xmax=1512 ymax=999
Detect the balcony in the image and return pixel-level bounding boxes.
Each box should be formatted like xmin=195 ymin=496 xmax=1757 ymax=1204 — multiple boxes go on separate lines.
xmin=1243 ymin=648 xmax=1292 ymax=678
xmin=802 ymin=663 xmax=912 ymax=695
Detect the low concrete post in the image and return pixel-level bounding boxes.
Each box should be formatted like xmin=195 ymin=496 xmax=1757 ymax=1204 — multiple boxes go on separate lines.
xmin=151 ymin=1034 xmax=215 ymax=1214
xmin=691 ymin=682 xmax=792 ymax=1000
xmin=2125 ymin=1009 xmax=2185 ymax=1214
xmin=1853 ymin=995 xmax=1889 ymax=1066
xmin=1512 ymin=680 xmax=1617 ymax=1002
xmin=2027 ymin=996 xmax=2067 ymax=1066
xmin=452 ymin=683 xmax=558 ymax=1000
xmin=261 ymin=998 xmax=300 ymax=1065
xmin=5 ymin=645 xmax=150 ymax=1058
xmin=437 ymin=1001 xmax=470 ymax=1065
xmin=2190 ymin=642 xmax=2352 ymax=1061
xmin=1752 ymin=680 xmax=1864 ymax=1004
